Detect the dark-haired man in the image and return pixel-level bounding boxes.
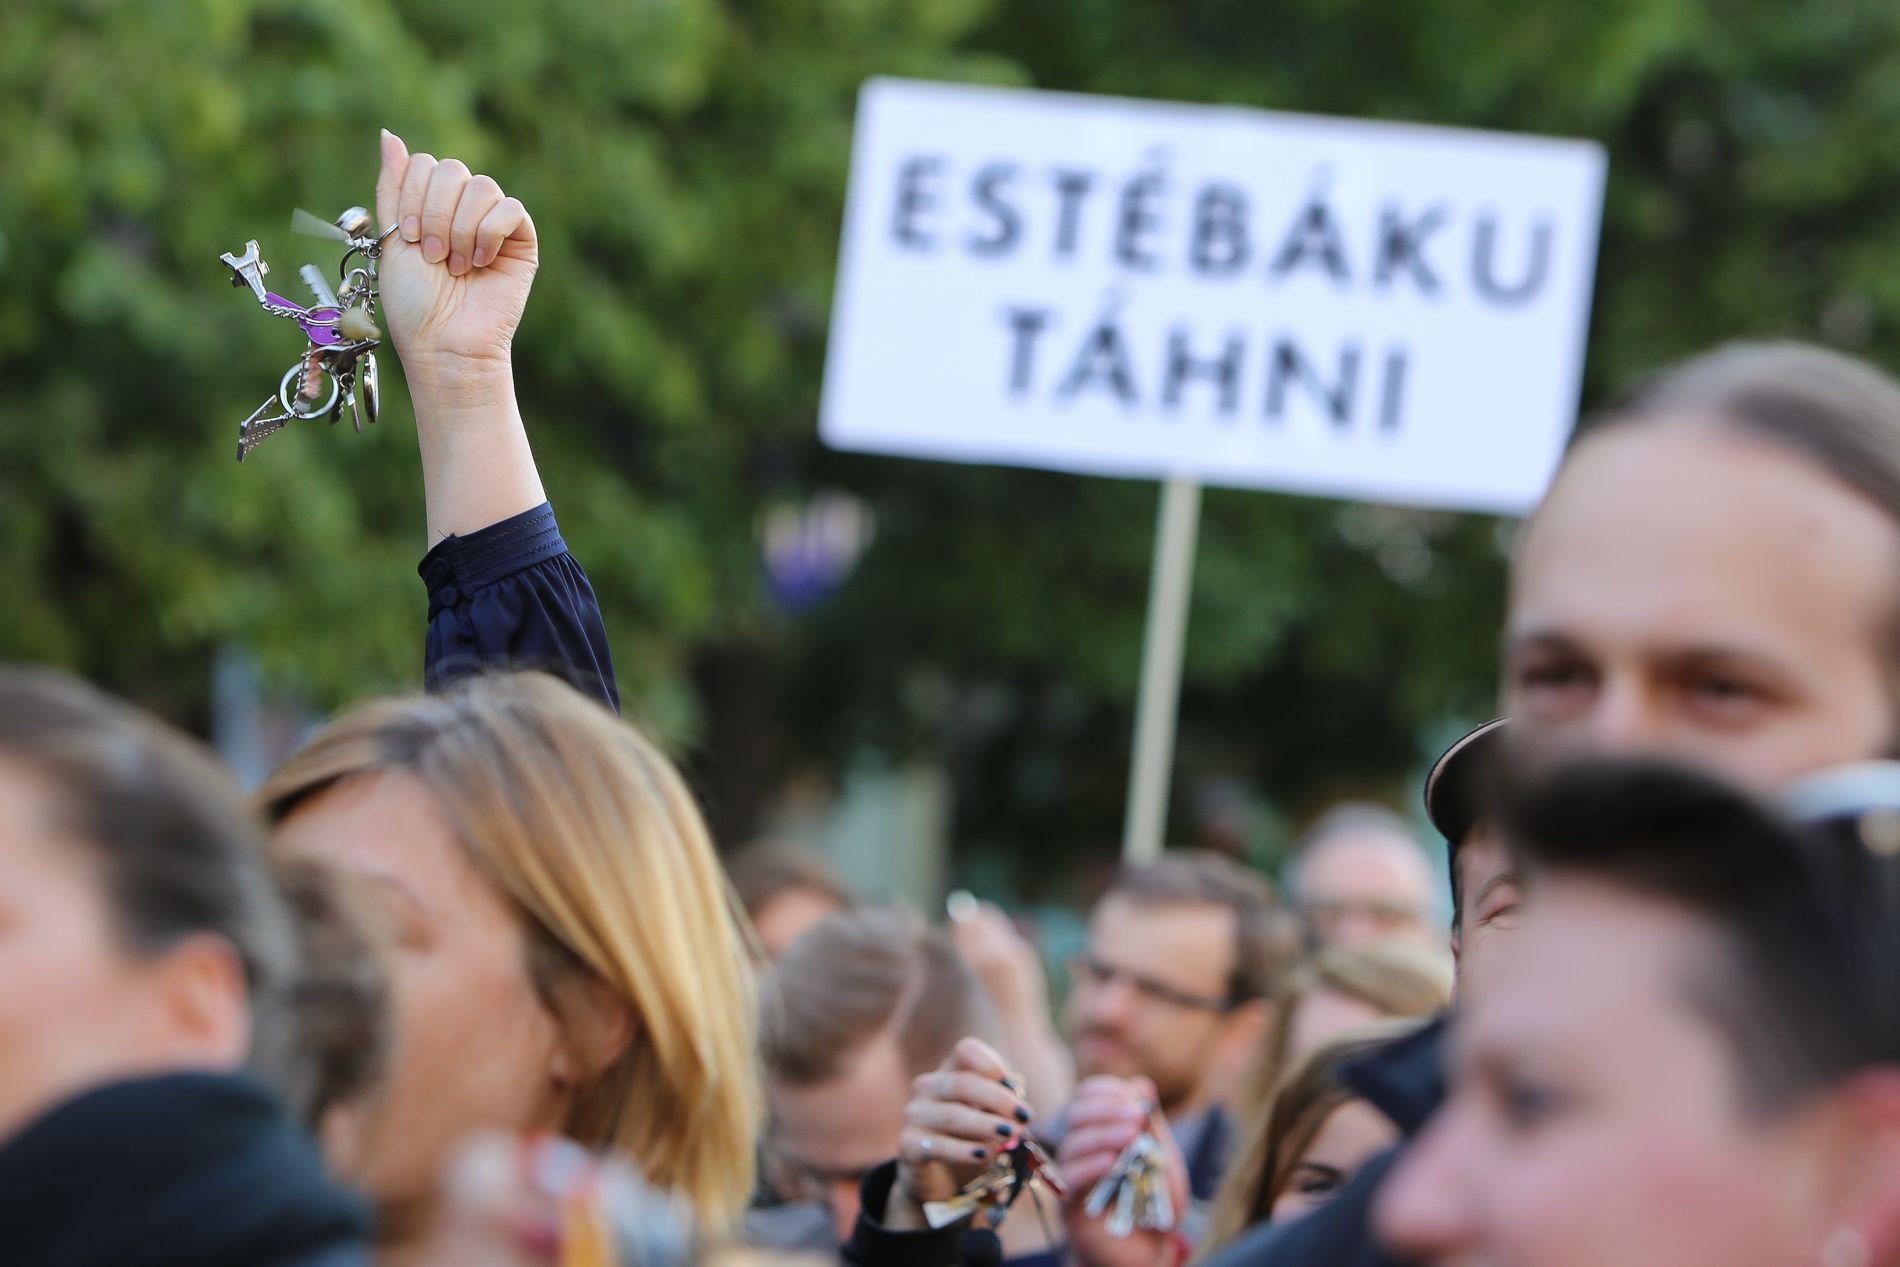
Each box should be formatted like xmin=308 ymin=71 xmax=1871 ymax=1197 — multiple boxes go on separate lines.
xmin=1380 ymin=758 xmax=1900 ymax=1267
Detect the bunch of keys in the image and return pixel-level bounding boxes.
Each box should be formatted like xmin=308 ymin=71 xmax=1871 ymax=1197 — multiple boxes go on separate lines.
xmin=923 ymin=1135 xmax=1069 ymax=1240
xmin=220 ymin=206 xmax=396 ymax=461
xmin=1083 ymin=1123 xmax=1177 ymax=1238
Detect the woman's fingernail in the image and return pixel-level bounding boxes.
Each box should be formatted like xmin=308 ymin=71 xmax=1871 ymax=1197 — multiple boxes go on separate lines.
xmin=402 ymin=215 xmax=420 ymax=242
xmin=971 ymin=1146 xmax=989 ymax=1159
xmin=448 ymin=251 xmax=468 ymax=275
xmin=423 ymin=235 xmax=446 ymax=263
xmin=1014 ymin=1106 xmax=1031 ymax=1124
xmin=471 ymin=246 xmax=490 ymax=268
xmin=994 ymin=1123 xmax=1012 ymax=1137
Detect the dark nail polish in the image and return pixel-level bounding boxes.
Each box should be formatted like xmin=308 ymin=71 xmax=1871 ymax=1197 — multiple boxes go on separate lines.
xmin=972 ymin=1146 xmax=989 ymax=1159
xmin=1014 ymin=1106 xmax=1031 ymax=1123
xmin=995 ymin=1122 xmax=1012 ymax=1137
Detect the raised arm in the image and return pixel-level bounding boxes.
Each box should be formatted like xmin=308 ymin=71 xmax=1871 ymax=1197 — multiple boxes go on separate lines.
xmin=374 ymin=128 xmax=544 ymax=543
xmin=373 ymin=129 xmax=619 ymax=711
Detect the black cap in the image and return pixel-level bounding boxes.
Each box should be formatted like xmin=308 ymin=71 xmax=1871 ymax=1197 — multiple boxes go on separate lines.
xmin=1423 ymin=718 xmax=1508 ymax=847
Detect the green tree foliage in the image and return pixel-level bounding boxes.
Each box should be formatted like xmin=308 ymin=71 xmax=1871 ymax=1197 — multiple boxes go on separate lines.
xmin=6 ymin=0 xmax=1900 ymax=878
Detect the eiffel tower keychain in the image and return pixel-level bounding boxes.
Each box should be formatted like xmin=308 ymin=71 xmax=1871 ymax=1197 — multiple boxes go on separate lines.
xmin=219 ymin=206 xmax=396 ymax=461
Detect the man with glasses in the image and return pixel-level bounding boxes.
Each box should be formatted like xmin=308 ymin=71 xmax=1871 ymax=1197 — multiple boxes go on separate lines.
xmin=1061 ymin=850 xmax=1302 ymax=1201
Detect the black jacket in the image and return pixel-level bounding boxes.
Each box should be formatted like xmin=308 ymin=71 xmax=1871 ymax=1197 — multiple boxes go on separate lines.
xmin=0 ymin=1072 xmax=373 ymax=1267
xmin=1198 ymin=1015 xmax=1447 ymax=1267
xmin=839 ymin=1161 xmax=1062 ymax=1267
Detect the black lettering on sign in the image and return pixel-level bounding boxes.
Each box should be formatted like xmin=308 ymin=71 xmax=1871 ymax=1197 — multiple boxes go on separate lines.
xmin=1190 ymin=183 xmax=1250 ymax=278
xmin=893 ymin=156 xmax=945 ymax=251
xmin=1380 ymin=347 xmax=1409 ymax=431
xmin=1268 ymin=183 xmax=1351 ymax=284
xmin=1163 ymin=327 xmax=1244 ymax=416
xmin=968 ymin=163 xmax=1022 ymax=257
xmin=1265 ymin=337 xmax=1361 ymax=426
xmin=1473 ymin=215 xmax=1553 ymax=305
xmin=1057 ymin=310 xmax=1139 ymax=407
xmin=999 ymin=307 xmax=1053 ymax=395
xmin=1374 ymin=203 xmax=1447 ymax=295
xmin=1115 ymin=167 xmax=1165 ymax=272
xmin=1050 ymin=169 xmax=1096 ymax=260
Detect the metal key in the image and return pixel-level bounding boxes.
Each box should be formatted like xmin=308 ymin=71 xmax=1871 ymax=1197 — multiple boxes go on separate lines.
xmin=359 ymin=351 xmax=380 ymax=426
xmin=220 ymin=206 xmax=395 ymax=461
xmin=1085 ymin=1131 xmax=1177 ymax=1237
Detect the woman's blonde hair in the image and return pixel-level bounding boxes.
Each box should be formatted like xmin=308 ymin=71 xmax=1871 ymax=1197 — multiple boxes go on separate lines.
xmin=1247 ymin=939 xmax=1451 ymax=1123
xmin=257 ymin=671 xmax=761 ymax=1228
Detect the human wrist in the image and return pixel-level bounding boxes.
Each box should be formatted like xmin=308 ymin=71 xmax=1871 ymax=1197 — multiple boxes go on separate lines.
xmin=884 ymin=1173 xmax=931 ymax=1231
xmin=401 ymin=350 xmax=518 ymax=416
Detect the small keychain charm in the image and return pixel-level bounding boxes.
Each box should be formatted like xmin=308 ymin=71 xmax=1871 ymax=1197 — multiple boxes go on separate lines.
xmin=220 ymin=206 xmax=396 ymax=462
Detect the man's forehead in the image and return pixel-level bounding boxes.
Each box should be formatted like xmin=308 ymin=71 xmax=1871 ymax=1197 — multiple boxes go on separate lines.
xmin=770 ymin=1031 xmax=910 ymax=1160
xmin=1301 ymin=833 xmax=1431 ymax=892
xmin=1462 ymin=880 xmax=1696 ymax=1042
xmin=1456 ymin=831 xmax=1514 ymax=898
xmin=1092 ymin=891 xmax=1238 ymax=936
xmin=1513 ymin=424 xmax=1900 ymax=645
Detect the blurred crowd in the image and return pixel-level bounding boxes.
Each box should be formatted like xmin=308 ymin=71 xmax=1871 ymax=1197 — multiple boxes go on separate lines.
xmin=16 ymin=134 xmax=1900 ymax=1267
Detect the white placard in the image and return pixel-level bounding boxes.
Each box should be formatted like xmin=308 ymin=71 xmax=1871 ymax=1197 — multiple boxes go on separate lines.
xmin=820 ymin=78 xmax=1607 ymax=514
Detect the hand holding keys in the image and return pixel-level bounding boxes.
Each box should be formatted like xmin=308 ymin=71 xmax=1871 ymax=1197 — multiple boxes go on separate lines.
xmin=1057 ymin=1076 xmax=1191 ymax=1267
xmin=1083 ymin=1126 xmax=1176 ymax=1237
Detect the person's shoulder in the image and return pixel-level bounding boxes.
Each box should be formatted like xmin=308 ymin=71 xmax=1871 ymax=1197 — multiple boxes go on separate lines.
xmin=1338 ymin=1014 xmax=1448 ymax=1136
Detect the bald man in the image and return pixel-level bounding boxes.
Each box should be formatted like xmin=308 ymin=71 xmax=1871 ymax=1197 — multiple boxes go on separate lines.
xmin=1286 ymin=804 xmax=1439 ymax=950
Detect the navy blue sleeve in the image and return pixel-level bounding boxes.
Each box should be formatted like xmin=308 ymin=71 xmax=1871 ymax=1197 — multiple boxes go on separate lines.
xmin=840 ymin=1162 xmax=966 ymax=1267
xmin=418 ymin=502 xmax=621 ymax=713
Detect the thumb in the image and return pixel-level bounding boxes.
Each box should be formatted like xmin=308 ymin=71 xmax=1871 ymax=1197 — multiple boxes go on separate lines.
xmin=375 ymin=128 xmax=409 ymax=231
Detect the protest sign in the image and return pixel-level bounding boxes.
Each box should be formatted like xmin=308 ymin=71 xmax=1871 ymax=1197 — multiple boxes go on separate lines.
xmin=821 ymin=78 xmax=1606 ymax=514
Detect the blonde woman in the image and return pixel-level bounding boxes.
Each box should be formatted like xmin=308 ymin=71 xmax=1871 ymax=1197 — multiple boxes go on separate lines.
xmin=263 ymin=672 xmax=761 ymax=1262
xmin=1241 ymin=939 xmax=1451 ymax=1125
xmin=259 ymin=135 xmax=759 ymax=1262
xmin=1201 ymin=941 xmax=1450 ymax=1253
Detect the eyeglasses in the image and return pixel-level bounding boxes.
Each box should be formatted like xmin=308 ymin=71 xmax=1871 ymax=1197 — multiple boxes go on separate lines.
xmin=1067 ymin=951 xmax=1236 ymax=1013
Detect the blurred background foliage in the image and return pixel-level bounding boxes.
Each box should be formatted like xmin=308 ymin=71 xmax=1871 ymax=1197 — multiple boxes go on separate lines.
xmin=7 ymin=0 xmax=1900 ymax=890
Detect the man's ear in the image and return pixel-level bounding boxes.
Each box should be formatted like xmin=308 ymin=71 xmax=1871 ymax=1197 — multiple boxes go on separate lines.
xmin=1807 ymin=1069 xmax=1900 ymax=1264
xmin=548 ymin=974 xmax=637 ymax=1087
xmin=145 ymin=932 xmax=251 ymax=1069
